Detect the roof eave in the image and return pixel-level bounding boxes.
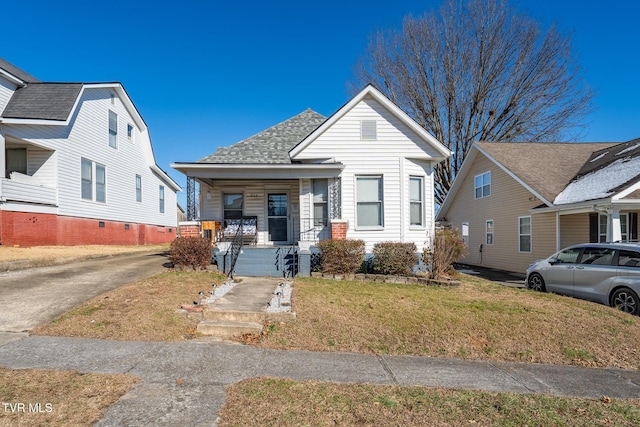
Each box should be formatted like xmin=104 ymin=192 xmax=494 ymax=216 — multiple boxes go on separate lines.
xmin=171 ymin=162 xmax=345 ymax=180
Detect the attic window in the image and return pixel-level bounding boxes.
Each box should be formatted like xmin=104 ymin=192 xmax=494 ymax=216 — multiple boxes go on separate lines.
xmin=361 ymin=120 xmax=377 ymax=140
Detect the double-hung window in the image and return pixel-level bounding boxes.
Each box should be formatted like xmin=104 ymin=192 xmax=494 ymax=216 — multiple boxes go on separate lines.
xmin=223 ymin=193 xmax=243 ymax=220
xmin=357 ymin=175 xmax=383 ymax=227
xmin=159 ymin=185 xmax=165 ymax=213
xmin=475 ymin=171 xmax=491 ymax=199
xmin=486 ymin=220 xmax=494 ymax=245
xmin=136 ymin=175 xmax=142 ymax=202
xmin=109 ymin=110 xmax=118 ymax=148
xmin=127 ymin=124 xmax=134 ymax=141
xmin=312 ymin=179 xmax=328 ymax=227
xmin=409 ymin=176 xmax=424 ymax=227
xmin=519 ymin=216 xmax=531 ymax=252
xmin=81 ymin=158 xmax=106 ymax=203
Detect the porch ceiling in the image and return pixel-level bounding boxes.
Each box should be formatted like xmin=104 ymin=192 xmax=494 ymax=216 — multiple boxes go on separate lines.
xmin=171 ymin=162 xmax=344 ymax=180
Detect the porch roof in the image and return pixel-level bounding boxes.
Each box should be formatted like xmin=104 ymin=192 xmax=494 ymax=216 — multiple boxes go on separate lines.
xmin=171 ymin=162 xmax=344 ymax=180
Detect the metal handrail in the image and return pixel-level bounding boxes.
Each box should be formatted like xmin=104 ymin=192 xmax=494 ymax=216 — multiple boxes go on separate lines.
xmin=226 ymin=222 xmax=243 ymax=278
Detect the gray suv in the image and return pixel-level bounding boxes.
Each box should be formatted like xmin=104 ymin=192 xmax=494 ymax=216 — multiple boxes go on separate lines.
xmin=526 ymin=243 xmax=640 ymax=315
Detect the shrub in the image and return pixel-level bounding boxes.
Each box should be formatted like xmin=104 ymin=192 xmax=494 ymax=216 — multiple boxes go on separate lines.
xmin=317 ymin=239 xmax=366 ymax=275
xmin=169 ymin=237 xmax=212 ymax=271
xmin=372 ymin=242 xmax=417 ymax=276
xmin=424 ymin=228 xmax=467 ymax=279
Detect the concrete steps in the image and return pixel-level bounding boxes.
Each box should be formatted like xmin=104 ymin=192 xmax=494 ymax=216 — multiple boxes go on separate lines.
xmin=203 ymin=309 xmax=266 ymax=323
xmin=196 ymin=320 xmax=263 ymax=338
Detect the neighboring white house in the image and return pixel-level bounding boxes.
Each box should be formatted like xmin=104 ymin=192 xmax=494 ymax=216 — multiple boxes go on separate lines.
xmin=0 ymin=58 xmax=181 ymax=246
xmin=172 ymin=85 xmax=451 ymax=261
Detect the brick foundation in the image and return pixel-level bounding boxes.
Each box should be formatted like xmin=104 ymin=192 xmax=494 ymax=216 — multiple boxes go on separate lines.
xmin=0 ymin=210 xmax=175 ymax=247
xmin=330 ymin=220 xmax=348 ymax=240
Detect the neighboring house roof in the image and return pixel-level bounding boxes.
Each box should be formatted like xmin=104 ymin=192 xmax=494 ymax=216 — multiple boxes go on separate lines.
xmin=477 ymin=142 xmax=616 ymax=203
xmin=438 ymin=141 xmax=618 ymax=218
xmin=555 ymin=138 xmax=640 ymax=204
xmin=198 ymin=109 xmax=327 ymax=164
xmin=2 ymin=83 xmax=83 ymax=121
xmin=0 ymin=57 xmax=40 ymax=84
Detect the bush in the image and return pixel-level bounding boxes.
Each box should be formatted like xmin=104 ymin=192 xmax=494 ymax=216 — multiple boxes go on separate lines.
xmin=424 ymin=228 xmax=467 ymax=279
xmin=372 ymin=242 xmax=417 ymax=276
xmin=317 ymin=239 xmax=366 ymax=275
xmin=169 ymin=237 xmax=212 ymax=271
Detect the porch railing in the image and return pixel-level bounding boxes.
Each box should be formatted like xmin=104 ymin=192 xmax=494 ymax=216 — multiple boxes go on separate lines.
xmin=0 ymin=177 xmax=57 ymax=206
xmin=226 ymin=222 xmax=244 ymax=278
xmin=299 ymin=217 xmax=330 ymax=243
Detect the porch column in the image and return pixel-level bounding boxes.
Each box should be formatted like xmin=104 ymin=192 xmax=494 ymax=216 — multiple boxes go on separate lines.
xmin=611 ymin=209 xmax=622 ymax=242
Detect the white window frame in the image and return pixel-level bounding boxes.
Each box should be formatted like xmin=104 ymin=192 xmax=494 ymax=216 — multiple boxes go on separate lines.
xmin=361 ymin=120 xmax=377 ymax=140
xmin=136 ymin=174 xmax=142 ymax=202
xmin=356 ymin=175 xmax=384 ymax=229
xmin=461 ymin=222 xmax=470 ymax=247
xmin=127 ymin=123 xmax=134 ymax=141
xmin=109 ymin=110 xmax=118 ymax=148
xmin=159 ymin=185 xmax=165 ymax=214
xmin=599 ymin=214 xmax=608 ymax=243
xmin=474 ymin=171 xmax=491 ymax=199
xmin=486 ymin=220 xmax=494 ymax=245
xmin=312 ymin=179 xmax=328 ymax=227
xmin=518 ymin=216 xmax=532 ymax=253
xmin=81 ymin=158 xmax=106 ymax=203
xmin=409 ymin=176 xmax=424 ymax=227
xmin=621 ymin=213 xmax=629 ymax=242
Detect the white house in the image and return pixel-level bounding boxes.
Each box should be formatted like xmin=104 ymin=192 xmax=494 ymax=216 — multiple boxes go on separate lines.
xmin=0 ymin=58 xmax=181 ymax=246
xmin=172 ymin=85 xmax=450 ymax=275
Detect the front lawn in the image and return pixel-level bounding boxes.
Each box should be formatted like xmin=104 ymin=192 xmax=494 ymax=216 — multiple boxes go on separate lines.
xmin=254 ymin=276 xmax=640 ymax=370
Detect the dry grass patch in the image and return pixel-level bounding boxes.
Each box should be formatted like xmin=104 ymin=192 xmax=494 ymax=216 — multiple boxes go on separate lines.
xmin=255 ymin=276 xmax=640 ymax=369
xmin=218 ymin=377 xmax=640 ymax=427
xmin=0 ymin=367 xmax=138 ymax=427
xmin=31 ymin=271 xmax=227 ymax=341
xmin=0 ymin=244 xmax=168 ymax=265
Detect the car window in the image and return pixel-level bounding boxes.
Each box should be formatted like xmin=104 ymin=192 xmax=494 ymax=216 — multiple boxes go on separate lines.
xmin=618 ymin=250 xmax=640 ymax=267
xmin=554 ymin=247 xmax=581 ymax=264
xmin=578 ymin=247 xmax=616 ymax=265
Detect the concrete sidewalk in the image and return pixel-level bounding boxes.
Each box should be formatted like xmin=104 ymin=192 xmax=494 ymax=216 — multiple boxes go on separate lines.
xmin=1 ymin=335 xmax=639 ymax=426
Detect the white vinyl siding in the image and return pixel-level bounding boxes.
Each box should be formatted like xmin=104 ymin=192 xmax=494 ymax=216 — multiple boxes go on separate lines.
xmin=4 ymin=87 xmax=178 ymax=227
xmin=409 ymin=176 xmax=424 ymax=227
xmin=108 ymin=110 xmax=118 ymax=148
xmin=519 ymin=216 xmax=531 ymax=252
xmin=356 ymin=175 xmax=383 ymax=228
xmin=291 ymin=97 xmax=440 ymax=252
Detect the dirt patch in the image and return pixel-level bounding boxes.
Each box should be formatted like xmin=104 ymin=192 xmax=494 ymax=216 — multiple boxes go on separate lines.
xmin=0 ymin=244 xmax=169 ymax=267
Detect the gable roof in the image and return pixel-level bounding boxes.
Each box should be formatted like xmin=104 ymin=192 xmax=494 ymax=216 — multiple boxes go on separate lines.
xmin=478 ymin=142 xmax=615 ymax=203
xmin=437 ymin=141 xmax=617 ymax=218
xmin=197 ymin=109 xmax=327 ymax=164
xmin=0 ymin=57 xmax=40 ymax=84
xmin=2 ymin=83 xmax=83 ymax=121
xmin=554 ymin=138 xmax=640 ymax=204
xmin=289 ymin=84 xmax=451 ymax=162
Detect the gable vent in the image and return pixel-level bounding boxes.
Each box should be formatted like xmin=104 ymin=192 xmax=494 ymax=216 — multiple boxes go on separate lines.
xmin=361 ymin=120 xmax=377 ymax=140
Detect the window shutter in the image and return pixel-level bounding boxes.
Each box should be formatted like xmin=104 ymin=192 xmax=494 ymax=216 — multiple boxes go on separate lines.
xmin=631 ymin=212 xmax=638 ymax=241
xmin=361 ymin=120 xmax=377 ymax=140
xmin=589 ymin=213 xmax=598 ymax=243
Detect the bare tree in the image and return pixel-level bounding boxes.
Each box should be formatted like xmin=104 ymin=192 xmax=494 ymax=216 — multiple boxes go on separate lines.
xmin=352 ymin=0 xmax=594 ymax=204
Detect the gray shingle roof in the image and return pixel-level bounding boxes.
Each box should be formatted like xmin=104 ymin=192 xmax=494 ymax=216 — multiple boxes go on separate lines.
xmin=198 ymin=109 xmax=327 ymax=164
xmin=0 ymin=58 xmax=40 ymax=83
xmin=1 ymin=83 xmax=83 ymax=121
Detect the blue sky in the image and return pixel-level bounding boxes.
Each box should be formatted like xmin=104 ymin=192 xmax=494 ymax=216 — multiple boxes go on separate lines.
xmin=3 ymin=1 xmax=639 ymax=205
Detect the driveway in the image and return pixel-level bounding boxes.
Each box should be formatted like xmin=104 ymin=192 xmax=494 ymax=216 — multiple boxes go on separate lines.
xmin=455 ymin=263 xmax=526 ymax=288
xmin=0 ymin=251 xmax=168 ymax=344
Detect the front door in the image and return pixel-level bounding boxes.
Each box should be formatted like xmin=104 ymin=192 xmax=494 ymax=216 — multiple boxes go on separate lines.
xmin=267 ymin=192 xmax=289 ymax=244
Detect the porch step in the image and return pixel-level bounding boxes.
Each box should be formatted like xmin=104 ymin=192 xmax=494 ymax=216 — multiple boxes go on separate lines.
xmin=203 ymin=309 xmax=266 ymax=323
xmin=196 ymin=320 xmax=263 ymax=338
xmin=216 ymin=247 xmax=298 ymax=277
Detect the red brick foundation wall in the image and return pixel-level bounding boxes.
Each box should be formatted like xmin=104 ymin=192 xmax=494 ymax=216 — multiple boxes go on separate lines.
xmin=178 ymin=222 xmax=201 ymax=238
xmin=330 ymin=220 xmax=348 ymax=240
xmin=0 ymin=211 xmax=175 ymax=247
